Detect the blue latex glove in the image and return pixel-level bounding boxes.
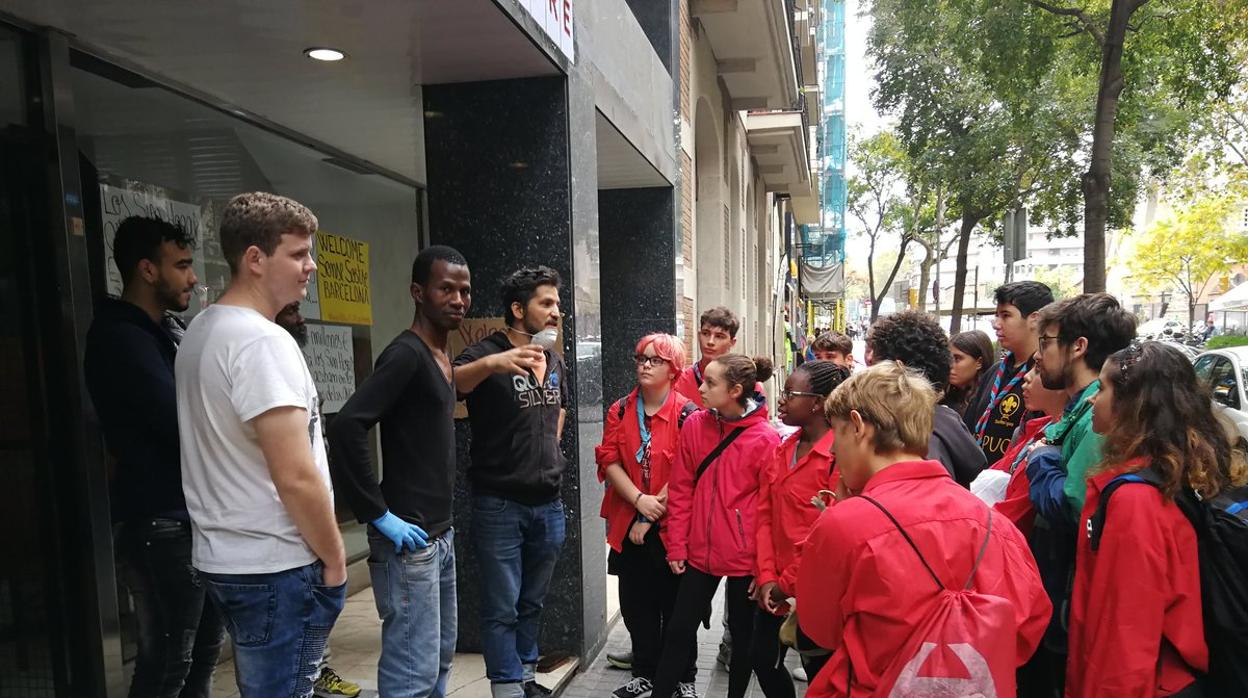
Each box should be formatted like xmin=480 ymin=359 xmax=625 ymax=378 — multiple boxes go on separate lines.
xmin=372 ymin=511 xmax=430 ymax=553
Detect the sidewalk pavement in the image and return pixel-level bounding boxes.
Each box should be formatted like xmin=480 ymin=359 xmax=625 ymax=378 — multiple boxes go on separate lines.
xmin=560 ymin=583 xmax=810 ymax=698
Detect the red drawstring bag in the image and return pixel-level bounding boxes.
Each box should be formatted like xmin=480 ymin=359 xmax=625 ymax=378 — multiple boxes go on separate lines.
xmin=856 ymin=496 xmax=1018 ymax=698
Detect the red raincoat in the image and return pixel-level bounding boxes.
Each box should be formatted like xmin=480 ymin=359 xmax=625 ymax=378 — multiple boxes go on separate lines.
xmin=797 ymin=460 xmax=1051 ymax=697
xmin=756 ymin=428 xmax=836 ymax=605
xmin=665 ymin=405 xmax=779 ymax=577
xmin=1067 ymin=461 xmax=1207 ymax=697
xmin=594 ymin=388 xmax=695 ymax=553
xmin=990 ymin=416 xmax=1053 ymax=538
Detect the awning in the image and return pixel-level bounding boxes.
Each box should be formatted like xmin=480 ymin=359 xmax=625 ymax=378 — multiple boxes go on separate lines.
xmin=1210 ymin=282 xmax=1248 ymax=312
xmin=800 ymin=261 xmax=844 ymax=300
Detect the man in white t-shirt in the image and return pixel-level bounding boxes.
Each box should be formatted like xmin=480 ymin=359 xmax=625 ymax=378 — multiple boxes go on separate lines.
xmin=176 ymin=192 xmax=346 ymax=698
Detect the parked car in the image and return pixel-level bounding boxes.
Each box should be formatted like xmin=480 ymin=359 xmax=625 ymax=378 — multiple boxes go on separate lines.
xmin=1137 ymin=317 xmax=1185 ymax=340
xmin=1193 ymin=347 xmax=1248 ymax=448
xmin=1159 ymin=340 xmax=1201 ymax=362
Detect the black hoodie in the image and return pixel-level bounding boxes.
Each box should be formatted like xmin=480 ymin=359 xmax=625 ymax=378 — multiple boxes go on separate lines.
xmin=453 ymin=331 xmax=568 ymax=504
xmin=929 ymin=404 xmax=988 ymax=488
xmin=84 ymin=298 xmax=188 ymax=522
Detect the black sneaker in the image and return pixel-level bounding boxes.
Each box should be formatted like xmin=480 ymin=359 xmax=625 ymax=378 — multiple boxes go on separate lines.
xmin=607 ymin=651 xmax=634 ymax=670
xmin=524 ymin=681 xmax=553 ymax=698
xmin=612 ymin=677 xmax=653 ymax=698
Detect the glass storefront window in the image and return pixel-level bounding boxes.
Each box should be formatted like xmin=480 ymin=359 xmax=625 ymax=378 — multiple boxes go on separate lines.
xmin=70 ymin=50 xmax=418 ymax=664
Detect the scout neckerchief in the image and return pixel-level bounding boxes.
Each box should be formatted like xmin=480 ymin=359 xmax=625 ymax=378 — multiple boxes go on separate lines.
xmin=974 ymin=353 xmax=1030 ymax=444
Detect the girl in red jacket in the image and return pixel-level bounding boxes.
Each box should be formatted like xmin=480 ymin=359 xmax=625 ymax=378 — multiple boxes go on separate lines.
xmin=653 ymin=355 xmax=785 ymax=698
xmin=595 ymin=333 xmax=698 ymax=698
xmin=1070 ymin=342 xmax=1245 ymax=696
xmin=753 ymin=360 xmax=849 ymax=691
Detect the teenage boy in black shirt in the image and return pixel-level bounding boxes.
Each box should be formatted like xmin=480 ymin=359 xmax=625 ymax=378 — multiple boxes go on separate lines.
xmin=965 ymin=281 xmax=1054 ymax=462
xmin=329 ymin=246 xmax=483 ymax=698
xmin=83 ymin=216 xmax=225 ymax=697
xmin=453 ymin=266 xmax=568 ymax=698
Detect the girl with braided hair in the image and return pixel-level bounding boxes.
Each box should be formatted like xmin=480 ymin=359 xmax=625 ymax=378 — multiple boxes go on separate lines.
xmin=753 ymin=361 xmax=851 ymax=690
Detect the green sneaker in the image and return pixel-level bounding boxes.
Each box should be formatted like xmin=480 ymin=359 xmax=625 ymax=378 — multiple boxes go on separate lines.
xmin=314 ymin=666 xmax=362 ymax=697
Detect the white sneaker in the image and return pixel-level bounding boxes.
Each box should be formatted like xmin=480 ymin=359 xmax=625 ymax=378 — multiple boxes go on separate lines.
xmin=675 ymin=682 xmax=698 ymax=698
xmin=791 ymin=666 xmax=808 ymax=683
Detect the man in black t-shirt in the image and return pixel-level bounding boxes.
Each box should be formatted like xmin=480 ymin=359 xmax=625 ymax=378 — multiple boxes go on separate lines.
xmin=329 ymin=246 xmax=485 ymax=698
xmin=964 ymin=280 xmax=1054 ymax=463
xmin=454 ymin=266 xmax=569 ymax=698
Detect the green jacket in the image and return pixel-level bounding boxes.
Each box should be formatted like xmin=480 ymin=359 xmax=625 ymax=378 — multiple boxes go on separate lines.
xmin=1042 ymin=380 xmax=1103 ymax=515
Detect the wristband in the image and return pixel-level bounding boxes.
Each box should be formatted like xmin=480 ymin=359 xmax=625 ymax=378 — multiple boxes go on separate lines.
xmin=634 ymin=491 xmax=644 ymax=506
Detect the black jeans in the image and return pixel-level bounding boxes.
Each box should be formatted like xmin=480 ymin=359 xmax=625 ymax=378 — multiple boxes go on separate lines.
xmin=748 ymin=609 xmax=795 ymax=698
xmin=117 ymin=518 xmax=225 ymax=698
xmin=610 ymin=526 xmax=695 ymax=682
xmin=652 ymin=567 xmax=791 ymax=698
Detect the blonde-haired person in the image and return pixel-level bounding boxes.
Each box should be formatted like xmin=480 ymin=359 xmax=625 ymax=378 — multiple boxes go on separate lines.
xmin=652 ymin=355 xmax=786 ymax=698
xmin=796 ymin=362 xmax=1049 ymax=698
xmin=595 ymin=334 xmax=698 ymax=698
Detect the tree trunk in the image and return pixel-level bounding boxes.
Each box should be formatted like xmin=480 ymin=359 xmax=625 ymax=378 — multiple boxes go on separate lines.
xmin=874 ymin=238 xmax=912 ymax=317
xmin=1189 ymin=300 xmax=1197 ymax=338
xmin=917 ymin=243 xmax=934 ymax=310
xmin=1082 ymin=0 xmax=1137 ymax=293
xmin=950 ymin=213 xmax=978 ymax=335
xmin=868 ymin=242 xmax=878 ymax=322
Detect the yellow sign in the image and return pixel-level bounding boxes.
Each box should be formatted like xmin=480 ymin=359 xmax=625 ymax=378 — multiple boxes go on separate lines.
xmin=316 ymin=231 xmax=371 ymax=325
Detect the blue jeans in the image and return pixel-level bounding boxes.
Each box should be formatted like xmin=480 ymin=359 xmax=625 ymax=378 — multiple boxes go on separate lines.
xmin=200 ymin=561 xmax=346 ymax=698
xmin=368 ymin=526 xmax=458 ymax=698
xmin=471 ymin=495 xmax=566 ymax=697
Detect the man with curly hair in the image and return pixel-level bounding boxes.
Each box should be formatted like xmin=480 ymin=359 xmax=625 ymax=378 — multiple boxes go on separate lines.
xmin=866 ymin=311 xmax=987 ymax=487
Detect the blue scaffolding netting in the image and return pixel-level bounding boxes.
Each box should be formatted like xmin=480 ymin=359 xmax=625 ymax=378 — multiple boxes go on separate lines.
xmin=803 ymin=0 xmax=846 ymax=266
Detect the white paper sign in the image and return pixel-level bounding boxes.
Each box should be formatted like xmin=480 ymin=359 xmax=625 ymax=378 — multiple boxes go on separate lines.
xmin=517 ymin=0 xmax=575 ymax=62
xmin=100 ymin=183 xmax=205 ymax=298
xmin=300 ymin=324 xmax=356 ymax=413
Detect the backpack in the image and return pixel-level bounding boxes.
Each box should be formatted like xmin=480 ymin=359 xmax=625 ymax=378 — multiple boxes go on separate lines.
xmin=1090 ymin=469 xmax=1248 ymax=696
xmin=856 ymin=496 xmax=1018 ymax=698
xmin=614 ymin=396 xmax=698 ymax=429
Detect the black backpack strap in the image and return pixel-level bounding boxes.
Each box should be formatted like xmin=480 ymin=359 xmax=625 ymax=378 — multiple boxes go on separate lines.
xmin=615 ymin=397 xmax=627 ymax=421
xmin=858 ymin=495 xmax=944 ymax=591
xmin=678 ymin=400 xmax=698 ymax=429
xmin=694 ymin=427 xmax=747 ymax=484
xmin=1088 ymin=469 xmax=1163 ymax=551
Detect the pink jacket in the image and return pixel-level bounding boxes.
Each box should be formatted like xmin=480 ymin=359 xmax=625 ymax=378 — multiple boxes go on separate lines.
xmin=665 ymin=404 xmax=780 ymax=577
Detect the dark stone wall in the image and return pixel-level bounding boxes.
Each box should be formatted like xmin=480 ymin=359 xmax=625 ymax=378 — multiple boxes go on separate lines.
xmin=598 ymin=187 xmax=678 ymax=408
xmin=623 ymin=0 xmax=675 ymax=74
xmin=423 ymin=74 xmax=605 ymax=661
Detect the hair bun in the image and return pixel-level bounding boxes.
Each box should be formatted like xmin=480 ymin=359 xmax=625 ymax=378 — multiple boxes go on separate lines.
xmin=752 ymin=356 xmax=775 ymax=383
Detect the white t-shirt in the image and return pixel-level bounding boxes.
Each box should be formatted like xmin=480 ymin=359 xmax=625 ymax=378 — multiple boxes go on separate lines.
xmin=175 ymin=304 xmax=332 ymax=574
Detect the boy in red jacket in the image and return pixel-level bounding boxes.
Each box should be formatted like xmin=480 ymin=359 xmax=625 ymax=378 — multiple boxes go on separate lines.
xmin=797 ymin=362 xmax=1050 ymax=697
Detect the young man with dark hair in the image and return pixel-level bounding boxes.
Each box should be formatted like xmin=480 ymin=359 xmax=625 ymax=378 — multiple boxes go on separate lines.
xmin=453 ymin=265 xmax=568 ymax=698
xmin=328 ymin=245 xmax=470 ymax=698
xmin=1023 ymin=292 xmax=1136 ymax=697
xmin=673 ymin=306 xmax=741 ymax=408
xmin=965 ymin=281 xmax=1054 ymax=462
xmin=811 ymin=331 xmax=854 ymax=369
xmin=176 ymin=192 xmax=345 ymax=698
xmin=866 ymin=310 xmax=987 ymax=487
xmin=85 ymin=216 xmax=226 ymax=697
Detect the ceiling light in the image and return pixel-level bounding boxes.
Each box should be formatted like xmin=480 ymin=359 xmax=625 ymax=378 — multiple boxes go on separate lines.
xmin=304 ymin=47 xmax=346 ymax=62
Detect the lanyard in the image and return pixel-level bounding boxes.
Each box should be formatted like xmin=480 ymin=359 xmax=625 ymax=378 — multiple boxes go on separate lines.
xmin=692 ymin=360 xmax=704 ymax=386
xmin=974 ymin=354 xmax=1029 ymax=444
xmin=635 ymin=395 xmax=652 ymax=464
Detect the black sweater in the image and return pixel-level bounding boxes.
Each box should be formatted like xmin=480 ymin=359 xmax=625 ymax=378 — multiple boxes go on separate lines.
xmin=328 ymin=331 xmax=456 ymax=536
xmin=929 ymin=404 xmax=989 ymax=488
xmin=84 ymin=298 xmax=186 ymax=523
xmin=453 ymin=331 xmax=568 ymax=504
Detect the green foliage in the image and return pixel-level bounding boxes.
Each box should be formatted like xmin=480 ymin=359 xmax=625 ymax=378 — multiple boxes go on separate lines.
xmin=1206 ymin=335 xmax=1248 ymax=350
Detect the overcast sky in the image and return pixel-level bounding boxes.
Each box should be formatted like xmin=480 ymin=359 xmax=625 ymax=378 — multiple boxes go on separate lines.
xmin=844 ymin=0 xmax=885 ymax=143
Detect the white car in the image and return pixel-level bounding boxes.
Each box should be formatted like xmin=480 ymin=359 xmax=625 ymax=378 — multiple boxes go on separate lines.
xmin=1193 ymin=347 xmax=1248 ymax=449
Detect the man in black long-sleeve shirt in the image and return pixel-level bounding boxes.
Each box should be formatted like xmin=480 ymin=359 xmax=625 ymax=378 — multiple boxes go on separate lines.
xmin=329 ymin=246 xmax=535 ymax=698
xmin=84 ymin=216 xmax=224 ymax=698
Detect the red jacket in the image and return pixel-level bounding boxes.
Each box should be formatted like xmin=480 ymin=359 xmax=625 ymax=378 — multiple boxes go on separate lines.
xmin=665 ymin=404 xmax=779 ymax=577
xmin=990 ymin=416 xmax=1053 ymax=538
xmin=594 ymin=388 xmax=695 ymax=553
xmin=674 ymin=362 xmax=766 ymax=412
xmin=756 ymin=428 xmax=836 ymax=604
xmin=797 ymin=460 xmax=1051 ymax=697
xmin=1067 ymin=461 xmax=1207 ymax=697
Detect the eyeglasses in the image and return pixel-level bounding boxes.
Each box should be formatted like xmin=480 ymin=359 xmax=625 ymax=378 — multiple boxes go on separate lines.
xmin=634 ymin=355 xmax=668 ymax=368
xmin=780 ymin=389 xmax=823 ymax=400
xmin=1038 ymin=335 xmax=1062 ymax=351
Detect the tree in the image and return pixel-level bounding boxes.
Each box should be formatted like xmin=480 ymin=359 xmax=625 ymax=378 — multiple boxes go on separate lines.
xmin=1003 ymin=0 xmax=1245 ymax=291
xmin=1130 ymin=195 xmax=1248 ymax=331
xmin=847 ymin=132 xmax=911 ymax=321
